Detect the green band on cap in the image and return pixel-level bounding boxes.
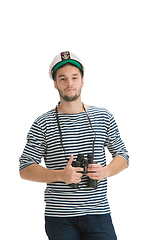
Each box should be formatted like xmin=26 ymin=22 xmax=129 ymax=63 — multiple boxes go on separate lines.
xmin=53 ymin=60 xmax=82 ymax=73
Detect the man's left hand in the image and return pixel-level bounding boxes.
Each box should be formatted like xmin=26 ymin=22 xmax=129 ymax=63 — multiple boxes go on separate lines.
xmin=85 ymin=164 xmax=107 ymax=181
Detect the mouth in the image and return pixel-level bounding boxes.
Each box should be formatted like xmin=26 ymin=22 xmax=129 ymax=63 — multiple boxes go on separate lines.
xmin=65 ymin=88 xmax=75 ymax=92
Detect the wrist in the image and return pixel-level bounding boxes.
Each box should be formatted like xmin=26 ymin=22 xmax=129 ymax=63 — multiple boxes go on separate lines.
xmin=103 ymin=166 xmax=110 ymax=179
xmin=47 ymin=169 xmax=64 ymax=183
xmin=55 ymin=169 xmax=64 ymax=182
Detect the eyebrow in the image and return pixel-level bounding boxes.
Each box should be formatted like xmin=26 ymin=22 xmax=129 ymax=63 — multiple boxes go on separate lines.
xmin=57 ymin=75 xmax=65 ymax=78
xmin=57 ymin=74 xmax=78 ymax=78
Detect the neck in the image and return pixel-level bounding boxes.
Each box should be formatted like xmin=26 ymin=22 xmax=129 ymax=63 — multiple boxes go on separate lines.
xmin=57 ymin=98 xmax=84 ymax=114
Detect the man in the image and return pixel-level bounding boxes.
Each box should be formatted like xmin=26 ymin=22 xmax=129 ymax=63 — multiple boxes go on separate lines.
xmin=19 ymin=51 xmax=129 ymax=240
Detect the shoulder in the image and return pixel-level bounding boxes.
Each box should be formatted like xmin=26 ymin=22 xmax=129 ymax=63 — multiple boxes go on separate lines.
xmin=87 ymin=106 xmax=115 ymax=129
xmin=31 ymin=109 xmax=55 ymax=130
xmin=88 ymin=105 xmax=113 ymax=119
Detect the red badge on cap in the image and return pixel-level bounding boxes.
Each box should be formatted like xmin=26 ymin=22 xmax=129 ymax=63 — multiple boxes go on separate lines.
xmin=61 ymin=51 xmax=70 ymax=61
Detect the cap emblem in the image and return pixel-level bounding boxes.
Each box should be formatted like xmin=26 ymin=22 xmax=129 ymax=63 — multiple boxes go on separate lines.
xmin=61 ymin=51 xmax=70 ymax=61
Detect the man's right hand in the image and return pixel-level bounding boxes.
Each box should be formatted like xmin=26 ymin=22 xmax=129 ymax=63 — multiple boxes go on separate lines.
xmin=61 ymin=155 xmax=83 ymax=184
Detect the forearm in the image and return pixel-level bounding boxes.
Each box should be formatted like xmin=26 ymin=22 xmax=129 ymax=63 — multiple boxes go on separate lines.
xmin=104 ymin=155 xmax=128 ymax=178
xmin=19 ymin=164 xmax=63 ymax=183
xmin=20 ymin=155 xmax=83 ymax=184
xmin=86 ymin=155 xmax=128 ymax=181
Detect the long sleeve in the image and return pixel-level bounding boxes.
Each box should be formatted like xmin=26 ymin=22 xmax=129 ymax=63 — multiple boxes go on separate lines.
xmin=104 ymin=114 xmax=129 ymax=165
xmin=19 ymin=121 xmax=47 ymax=171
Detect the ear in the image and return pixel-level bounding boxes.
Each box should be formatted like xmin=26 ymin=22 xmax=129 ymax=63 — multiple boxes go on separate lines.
xmin=82 ymin=78 xmax=84 ymax=87
xmin=54 ymin=80 xmax=58 ymax=90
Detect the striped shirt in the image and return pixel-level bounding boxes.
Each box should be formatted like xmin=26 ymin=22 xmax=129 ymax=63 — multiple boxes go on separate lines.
xmin=19 ymin=106 xmax=129 ymax=217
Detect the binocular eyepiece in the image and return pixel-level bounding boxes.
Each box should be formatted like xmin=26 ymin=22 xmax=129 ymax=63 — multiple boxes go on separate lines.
xmin=69 ymin=153 xmax=98 ymax=189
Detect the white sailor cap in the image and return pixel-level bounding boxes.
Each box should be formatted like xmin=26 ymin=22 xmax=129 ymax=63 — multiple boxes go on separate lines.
xmin=49 ymin=51 xmax=84 ymax=80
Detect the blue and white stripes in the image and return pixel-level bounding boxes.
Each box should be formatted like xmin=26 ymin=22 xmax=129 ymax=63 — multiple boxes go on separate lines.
xmin=19 ymin=106 xmax=129 ymax=217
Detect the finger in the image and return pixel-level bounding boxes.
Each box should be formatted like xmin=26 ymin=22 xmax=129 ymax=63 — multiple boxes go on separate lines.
xmin=67 ymin=154 xmax=74 ymax=166
xmin=72 ymin=178 xmax=81 ymax=184
xmin=71 ymin=175 xmax=82 ymax=183
xmin=87 ymin=170 xmax=100 ymax=176
xmin=76 ymin=172 xmax=83 ymax=178
xmin=86 ymin=172 xmax=98 ymax=177
xmin=87 ymin=167 xmax=96 ymax=173
xmin=88 ymin=164 xmax=100 ymax=169
xmin=87 ymin=164 xmax=101 ymax=172
xmin=86 ymin=172 xmax=99 ymax=180
xmin=75 ymin=167 xmax=84 ymax=173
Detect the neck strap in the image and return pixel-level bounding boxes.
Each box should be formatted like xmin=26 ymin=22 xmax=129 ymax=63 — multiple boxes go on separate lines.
xmin=55 ymin=102 xmax=96 ymax=160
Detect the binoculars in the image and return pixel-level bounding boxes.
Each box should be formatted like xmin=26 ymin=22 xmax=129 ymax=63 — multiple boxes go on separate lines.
xmin=69 ymin=153 xmax=98 ymax=189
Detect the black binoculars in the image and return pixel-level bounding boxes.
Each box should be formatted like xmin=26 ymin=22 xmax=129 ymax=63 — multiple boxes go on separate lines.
xmin=69 ymin=153 xmax=98 ymax=189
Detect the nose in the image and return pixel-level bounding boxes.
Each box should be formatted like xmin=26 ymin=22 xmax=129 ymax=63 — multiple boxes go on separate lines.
xmin=67 ymin=77 xmax=73 ymax=87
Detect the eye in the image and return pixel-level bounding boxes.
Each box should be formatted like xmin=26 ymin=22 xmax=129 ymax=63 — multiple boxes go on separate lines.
xmin=60 ymin=77 xmax=66 ymax=81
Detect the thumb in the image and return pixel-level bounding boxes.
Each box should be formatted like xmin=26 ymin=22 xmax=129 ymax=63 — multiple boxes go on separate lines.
xmin=67 ymin=154 xmax=74 ymax=166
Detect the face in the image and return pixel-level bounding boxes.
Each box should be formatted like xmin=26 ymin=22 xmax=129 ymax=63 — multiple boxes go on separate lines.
xmin=54 ymin=65 xmax=84 ymax=102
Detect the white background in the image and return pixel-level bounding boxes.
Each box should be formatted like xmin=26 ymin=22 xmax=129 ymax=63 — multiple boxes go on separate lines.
xmin=0 ymin=0 xmax=160 ymax=239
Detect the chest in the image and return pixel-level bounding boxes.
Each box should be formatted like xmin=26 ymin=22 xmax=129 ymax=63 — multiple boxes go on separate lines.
xmin=46 ymin=113 xmax=107 ymax=152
